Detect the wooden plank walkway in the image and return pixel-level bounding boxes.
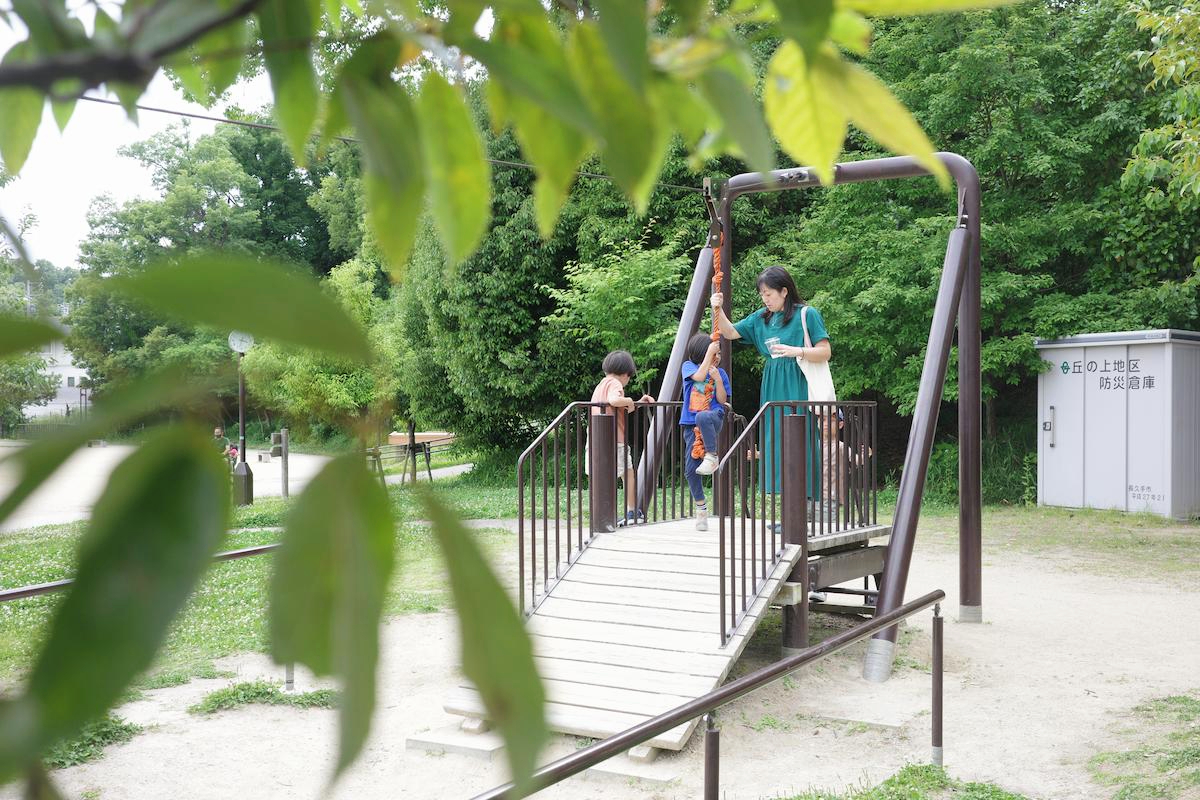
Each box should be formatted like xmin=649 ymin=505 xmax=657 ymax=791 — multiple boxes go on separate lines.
xmin=444 ymin=517 xmax=805 ymax=752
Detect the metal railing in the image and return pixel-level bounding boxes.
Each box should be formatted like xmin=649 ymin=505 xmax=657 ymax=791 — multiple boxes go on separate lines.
xmin=713 ymin=400 xmax=878 ymax=643
xmin=515 ymin=400 xmax=745 ymax=616
xmin=472 ymin=589 xmax=946 ymax=800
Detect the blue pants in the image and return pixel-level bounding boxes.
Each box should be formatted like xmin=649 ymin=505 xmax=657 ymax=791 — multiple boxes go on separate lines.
xmin=681 ymin=407 xmax=726 ymax=502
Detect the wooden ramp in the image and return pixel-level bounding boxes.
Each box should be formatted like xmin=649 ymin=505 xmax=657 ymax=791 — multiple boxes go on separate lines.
xmin=445 ymin=518 xmax=804 ymax=753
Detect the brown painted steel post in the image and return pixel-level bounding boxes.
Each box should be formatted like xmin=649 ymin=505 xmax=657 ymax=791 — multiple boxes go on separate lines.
xmin=862 ymin=226 xmax=970 ymax=683
xmin=781 ymin=412 xmax=808 ymax=653
xmin=958 ymin=173 xmax=984 ymax=624
xmin=589 ymin=414 xmax=617 ymax=533
xmin=704 ymin=713 xmax=719 ymax=800
xmin=932 ymin=603 xmax=944 ymax=766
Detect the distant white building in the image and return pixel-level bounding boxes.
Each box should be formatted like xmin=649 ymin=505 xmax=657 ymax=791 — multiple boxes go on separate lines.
xmin=25 ymin=322 xmax=89 ymax=419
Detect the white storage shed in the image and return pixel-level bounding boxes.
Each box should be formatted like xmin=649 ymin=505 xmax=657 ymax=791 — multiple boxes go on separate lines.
xmin=1036 ymin=329 xmax=1200 ymax=518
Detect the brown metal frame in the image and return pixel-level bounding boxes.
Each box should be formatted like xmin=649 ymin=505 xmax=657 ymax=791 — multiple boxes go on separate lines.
xmin=641 ymin=154 xmax=983 ymax=656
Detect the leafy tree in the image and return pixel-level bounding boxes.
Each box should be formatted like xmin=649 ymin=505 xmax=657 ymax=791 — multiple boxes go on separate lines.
xmin=1126 ymin=0 xmax=1200 ymax=209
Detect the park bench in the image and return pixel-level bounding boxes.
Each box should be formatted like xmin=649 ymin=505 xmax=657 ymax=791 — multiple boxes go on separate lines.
xmin=364 ymin=431 xmax=457 ymax=484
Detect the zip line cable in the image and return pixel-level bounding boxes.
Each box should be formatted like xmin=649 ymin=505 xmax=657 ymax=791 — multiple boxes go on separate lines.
xmin=77 ymin=95 xmax=705 ymax=195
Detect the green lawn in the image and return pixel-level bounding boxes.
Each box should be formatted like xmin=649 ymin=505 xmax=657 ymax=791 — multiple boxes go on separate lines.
xmin=0 ymin=520 xmax=511 ymax=687
xmin=779 ymin=764 xmax=1031 ymax=799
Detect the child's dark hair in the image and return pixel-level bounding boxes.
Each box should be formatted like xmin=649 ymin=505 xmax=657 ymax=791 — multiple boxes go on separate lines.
xmin=602 ymin=350 xmax=636 ymax=377
xmin=757 ymin=265 xmax=802 ymax=326
xmin=687 ymin=333 xmax=714 ymax=364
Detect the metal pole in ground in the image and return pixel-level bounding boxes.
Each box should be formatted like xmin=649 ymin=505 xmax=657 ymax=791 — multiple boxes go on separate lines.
xmin=281 ymin=428 xmax=289 ymax=499
xmin=704 ymin=713 xmax=719 ymax=800
xmin=781 ymin=412 xmax=808 ymax=654
xmin=285 ymin=662 xmax=294 ymax=693
xmin=932 ymin=603 xmax=944 ymax=766
xmin=232 ymin=351 xmax=254 ymax=505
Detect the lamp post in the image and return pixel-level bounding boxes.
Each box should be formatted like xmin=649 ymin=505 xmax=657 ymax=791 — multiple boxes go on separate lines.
xmin=228 ymin=331 xmax=255 ymax=506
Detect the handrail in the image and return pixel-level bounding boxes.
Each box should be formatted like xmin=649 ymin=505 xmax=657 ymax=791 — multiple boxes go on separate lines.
xmin=0 ymin=542 xmax=282 ymax=604
xmin=516 ymin=401 xmax=589 ymax=469
xmin=472 ymin=589 xmax=946 ymax=800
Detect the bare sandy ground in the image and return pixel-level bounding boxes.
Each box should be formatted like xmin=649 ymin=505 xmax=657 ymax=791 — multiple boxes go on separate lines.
xmin=5 ymin=531 xmax=1199 ymax=800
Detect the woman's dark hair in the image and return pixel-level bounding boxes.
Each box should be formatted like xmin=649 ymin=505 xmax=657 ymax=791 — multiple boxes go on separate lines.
xmin=602 ymin=350 xmax=637 ymax=377
xmin=686 ymin=333 xmax=714 ymax=364
xmin=756 ymin=265 xmax=802 ymax=326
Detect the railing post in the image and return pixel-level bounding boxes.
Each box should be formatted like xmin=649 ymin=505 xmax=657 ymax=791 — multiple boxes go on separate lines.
xmin=932 ymin=603 xmax=944 ymax=766
xmin=589 ymin=413 xmax=617 ymax=533
xmin=781 ymin=412 xmax=808 ymax=654
xmin=704 ymin=713 xmax=719 ymax=800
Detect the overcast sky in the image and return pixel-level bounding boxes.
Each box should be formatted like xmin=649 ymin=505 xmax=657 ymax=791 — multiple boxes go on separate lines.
xmin=0 ymin=25 xmax=271 ymax=269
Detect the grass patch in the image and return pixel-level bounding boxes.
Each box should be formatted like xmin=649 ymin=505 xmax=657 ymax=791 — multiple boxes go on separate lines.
xmin=1089 ymin=692 xmax=1200 ymax=799
xmin=915 ymin=505 xmax=1200 ymax=581
xmin=780 ymin=764 xmax=1029 ymax=799
xmin=0 ymin=521 xmax=510 ymax=686
xmin=43 ymin=714 xmax=141 ymax=769
xmin=188 ymin=680 xmax=337 ymax=714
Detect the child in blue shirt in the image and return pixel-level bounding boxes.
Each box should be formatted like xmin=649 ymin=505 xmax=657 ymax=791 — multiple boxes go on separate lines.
xmin=680 ymin=334 xmax=732 ymax=530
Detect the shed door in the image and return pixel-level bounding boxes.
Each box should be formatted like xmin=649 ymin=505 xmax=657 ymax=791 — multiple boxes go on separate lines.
xmin=1083 ymin=345 xmax=1128 ymax=510
xmin=1039 ymin=348 xmax=1084 ymax=507
xmin=1126 ymin=344 xmax=1168 ymax=514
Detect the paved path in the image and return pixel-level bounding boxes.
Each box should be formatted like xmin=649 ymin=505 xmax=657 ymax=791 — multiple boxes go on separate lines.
xmin=0 ymin=440 xmax=479 ymax=534
xmin=0 ymin=442 xmax=330 ymax=534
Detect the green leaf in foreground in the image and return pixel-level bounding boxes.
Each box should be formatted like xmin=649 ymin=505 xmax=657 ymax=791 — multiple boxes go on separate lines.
xmin=764 ymin=42 xmax=847 ymax=185
xmin=0 ymin=41 xmax=44 ymax=174
xmin=419 ymin=488 xmax=546 ymax=796
xmin=255 ymin=0 xmax=318 ymax=162
xmin=112 ymin=255 xmax=371 ymax=361
xmin=0 ymin=315 xmax=61 ymax=358
xmin=0 ymin=427 xmax=228 ymax=781
xmin=270 ymin=455 xmax=396 ymax=780
xmin=416 ymin=72 xmax=492 ymax=263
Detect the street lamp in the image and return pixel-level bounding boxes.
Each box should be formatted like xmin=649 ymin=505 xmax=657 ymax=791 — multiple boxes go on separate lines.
xmin=228 ymin=330 xmax=255 ymax=505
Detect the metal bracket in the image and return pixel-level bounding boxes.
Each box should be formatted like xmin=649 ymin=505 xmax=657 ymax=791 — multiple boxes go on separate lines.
xmin=702 ymin=177 xmax=722 ymax=248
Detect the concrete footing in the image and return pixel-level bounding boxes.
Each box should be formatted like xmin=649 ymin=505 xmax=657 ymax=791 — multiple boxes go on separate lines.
xmin=959 ymin=604 xmax=982 ymax=623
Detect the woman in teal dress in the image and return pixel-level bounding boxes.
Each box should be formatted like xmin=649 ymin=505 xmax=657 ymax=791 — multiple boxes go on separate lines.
xmin=710 ymin=265 xmax=831 ymax=498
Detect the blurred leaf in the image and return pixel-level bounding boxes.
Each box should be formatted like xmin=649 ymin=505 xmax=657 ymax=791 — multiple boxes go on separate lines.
xmin=112 ymin=254 xmax=371 ymax=360
xmin=0 ymin=316 xmax=60 ymax=357
xmin=171 ymin=59 xmax=208 ymax=101
xmin=419 ymin=489 xmax=546 ymax=796
xmin=653 ymin=78 xmax=713 ymax=150
xmin=829 ymin=54 xmax=950 ymax=187
xmin=838 ymin=0 xmax=1017 ymax=14
xmin=0 ymin=42 xmax=43 ymax=174
xmin=0 ymin=427 xmax=227 ymax=781
xmin=256 ymin=0 xmax=318 ymax=162
xmin=593 ymin=0 xmax=649 ymax=94
xmin=49 ymin=97 xmax=75 ymax=132
xmin=764 ymin=41 xmax=846 ymax=184
xmin=0 ymin=367 xmax=210 ymax=530
xmin=698 ymin=67 xmax=775 ymax=175
xmin=829 ymin=9 xmax=873 ymax=55
xmin=341 ymin=77 xmax=425 ymax=278
xmin=11 ymin=0 xmax=84 ymax=54
xmin=416 ymin=72 xmax=492 ymax=263
xmin=775 ymin=0 xmax=835 ymax=54
xmin=666 ymin=0 xmax=706 ymax=31
xmin=568 ymin=24 xmax=659 ymax=212
xmin=132 ymin=0 xmax=237 ymax=56
xmin=270 ymin=455 xmax=395 ymax=779
xmin=489 ymin=82 xmax=587 ymax=237
xmin=197 ymin=19 xmax=248 ymax=99
xmin=456 ymin=16 xmax=597 ymax=136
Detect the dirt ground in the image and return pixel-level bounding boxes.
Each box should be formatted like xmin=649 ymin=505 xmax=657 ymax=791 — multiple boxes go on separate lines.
xmin=5 ymin=523 xmax=1199 ymax=800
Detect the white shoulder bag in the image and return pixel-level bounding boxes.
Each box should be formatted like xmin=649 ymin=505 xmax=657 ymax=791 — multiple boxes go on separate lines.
xmin=799 ymin=305 xmax=836 ymax=405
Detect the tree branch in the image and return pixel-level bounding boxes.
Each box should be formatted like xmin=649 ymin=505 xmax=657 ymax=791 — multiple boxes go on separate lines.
xmin=0 ymin=0 xmax=266 ymax=92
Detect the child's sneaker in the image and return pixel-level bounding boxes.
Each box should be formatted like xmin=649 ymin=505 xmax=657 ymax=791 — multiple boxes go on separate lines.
xmin=694 ymin=453 xmax=719 ymax=475
xmin=695 ymin=506 xmax=709 ymax=531
xmin=615 ymin=509 xmax=646 ymax=527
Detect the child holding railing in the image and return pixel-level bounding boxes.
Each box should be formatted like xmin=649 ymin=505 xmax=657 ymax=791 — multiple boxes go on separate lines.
xmin=680 ymin=334 xmax=731 ymax=531
xmin=585 ymin=350 xmax=655 ymax=526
